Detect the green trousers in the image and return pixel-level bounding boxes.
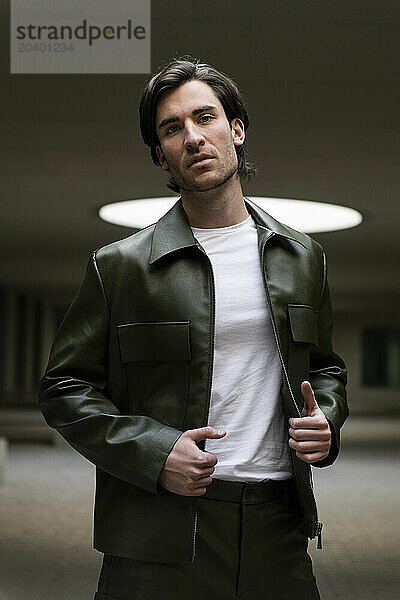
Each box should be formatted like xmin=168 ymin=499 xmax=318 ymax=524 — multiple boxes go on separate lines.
xmin=94 ymin=478 xmax=320 ymax=600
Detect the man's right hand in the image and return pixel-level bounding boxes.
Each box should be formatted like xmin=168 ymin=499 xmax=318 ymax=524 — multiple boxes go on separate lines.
xmin=158 ymin=426 xmax=226 ymax=496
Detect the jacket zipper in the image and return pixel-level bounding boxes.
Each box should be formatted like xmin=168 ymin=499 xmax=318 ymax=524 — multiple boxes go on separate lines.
xmin=259 ymin=234 xmax=322 ymax=544
xmin=190 ymin=506 xmax=199 ymax=563
xmin=191 ymin=236 xmax=322 ymax=554
xmin=190 ymin=244 xmax=216 ymax=563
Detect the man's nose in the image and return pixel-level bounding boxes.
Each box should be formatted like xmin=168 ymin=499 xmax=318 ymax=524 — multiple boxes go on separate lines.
xmin=183 ymin=122 xmax=205 ymax=149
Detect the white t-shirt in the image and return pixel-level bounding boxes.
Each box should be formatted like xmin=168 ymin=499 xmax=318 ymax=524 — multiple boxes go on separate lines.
xmin=191 ymin=214 xmax=293 ymax=481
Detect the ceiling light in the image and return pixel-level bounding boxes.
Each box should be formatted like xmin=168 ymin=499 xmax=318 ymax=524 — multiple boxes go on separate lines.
xmin=99 ymin=196 xmax=362 ymax=233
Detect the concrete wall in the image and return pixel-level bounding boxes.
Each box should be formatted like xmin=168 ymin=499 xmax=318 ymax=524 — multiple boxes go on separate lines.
xmin=333 ymin=306 xmax=400 ymax=416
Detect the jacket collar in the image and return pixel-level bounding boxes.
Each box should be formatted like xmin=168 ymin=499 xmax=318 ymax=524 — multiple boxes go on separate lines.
xmin=149 ymin=196 xmax=307 ymax=264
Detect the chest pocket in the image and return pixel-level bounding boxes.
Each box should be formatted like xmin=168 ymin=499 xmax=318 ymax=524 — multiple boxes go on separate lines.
xmin=287 ymin=305 xmax=319 ymax=411
xmin=117 ymin=321 xmax=191 ymax=429
xmin=288 ymin=304 xmax=319 ymax=346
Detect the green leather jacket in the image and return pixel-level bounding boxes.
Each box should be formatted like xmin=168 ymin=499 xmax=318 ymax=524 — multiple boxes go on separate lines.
xmin=39 ymin=197 xmax=348 ymax=564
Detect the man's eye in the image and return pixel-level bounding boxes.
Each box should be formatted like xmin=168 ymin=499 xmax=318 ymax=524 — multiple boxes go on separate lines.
xmin=166 ymin=125 xmax=179 ymax=134
xmin=199 ymin=115 xmax=213 ymax=123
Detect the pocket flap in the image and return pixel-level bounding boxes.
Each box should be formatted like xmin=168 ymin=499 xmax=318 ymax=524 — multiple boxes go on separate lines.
xmin=288 ymin=305 xmax=319 ymax=345
xmin=117 ymin=321 xmax=191 ymax=362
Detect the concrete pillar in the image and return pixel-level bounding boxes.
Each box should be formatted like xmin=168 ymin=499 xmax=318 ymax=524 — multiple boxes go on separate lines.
xmin=0 ymin=437 xmax=8 ymax=485
xmin=38 ymin=302 xmax=57 ymax=380
xmin=4 ymin=290 xmax=17 ymax=394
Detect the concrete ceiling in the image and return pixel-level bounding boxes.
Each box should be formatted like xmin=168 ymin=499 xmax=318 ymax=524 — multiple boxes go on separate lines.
xmin=1 ymin=1 xmax=399 ymax=312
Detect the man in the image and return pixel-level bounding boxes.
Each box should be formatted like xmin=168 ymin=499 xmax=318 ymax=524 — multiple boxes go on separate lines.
xmin=39 ymin=57 xmax=348 ymax=599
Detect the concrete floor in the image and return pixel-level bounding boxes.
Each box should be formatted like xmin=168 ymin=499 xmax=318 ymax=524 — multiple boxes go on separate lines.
xmin=0 ymin=417 xmax=399 ymax=600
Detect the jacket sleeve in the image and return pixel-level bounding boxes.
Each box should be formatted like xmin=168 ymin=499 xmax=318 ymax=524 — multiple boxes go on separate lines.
xmin=39 ymin=252 xmax=183 ymax=494
xmin=309 ymin=251 xmax=349 ymax=468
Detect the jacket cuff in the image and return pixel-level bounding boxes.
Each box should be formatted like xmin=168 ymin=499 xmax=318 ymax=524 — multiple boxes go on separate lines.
xmin=151 ymin=426 xmax=184 ymax=495
xmin=312 ymin=418 xmax=339 ymax=468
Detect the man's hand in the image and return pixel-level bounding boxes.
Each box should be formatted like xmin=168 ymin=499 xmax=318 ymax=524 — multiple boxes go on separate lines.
xmin=158 ymin=426 xmax=226 ymax=496
xmin=288 ymin=381 xmax=331 ymax=464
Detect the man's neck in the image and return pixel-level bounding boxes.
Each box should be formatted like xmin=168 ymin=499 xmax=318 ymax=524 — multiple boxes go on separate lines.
xmin=180 ymin=177 xmax=249 ymax=229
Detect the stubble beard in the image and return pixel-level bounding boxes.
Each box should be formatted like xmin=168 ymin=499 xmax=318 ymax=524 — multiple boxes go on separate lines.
xmin=170 ymin=156 xmax=239 ymax=194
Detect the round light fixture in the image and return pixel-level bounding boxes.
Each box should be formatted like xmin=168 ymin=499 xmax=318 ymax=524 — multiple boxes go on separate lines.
xmin=99 ymin=196 xmax=362 ymax=233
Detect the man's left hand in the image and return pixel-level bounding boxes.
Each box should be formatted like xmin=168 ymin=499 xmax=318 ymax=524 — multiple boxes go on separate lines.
xmin=288 ymin=381 xmax=331 ymax=464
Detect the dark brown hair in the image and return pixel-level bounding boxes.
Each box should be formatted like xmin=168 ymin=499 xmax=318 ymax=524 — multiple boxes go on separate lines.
xmin=139 ymin=56 xmax=258 ymax=192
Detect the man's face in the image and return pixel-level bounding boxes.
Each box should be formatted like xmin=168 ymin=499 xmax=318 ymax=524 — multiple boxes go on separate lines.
xmin=155 ymin=80 xmax=245 ymax=193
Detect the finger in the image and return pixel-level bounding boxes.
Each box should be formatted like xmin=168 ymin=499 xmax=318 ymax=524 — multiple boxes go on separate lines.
xmin=193 ymin=450 xmax=218 ymax=468
xmin=289 ymin=427 xmax=331 ymax=441
xmin=289 ymin=439 xmax=330 ymax=453
xmin=191 ymin=465 xmax=215 ymax=478
xmin=192 ymin=487 xmax=207 ymax=496
xmin=289 ymin=416 xmax=326 ymax=430
xmin=194 ymin=476 xmax=213 ymax=487
xmin=199 ymin=466 xmax=215 ymax=477
xmin=301 ymin=381 xmax=319 ymax=416
xmin=187 ymin=426 xmax=226 ymax=444
xmin=295 ymin=451 xmax=329 ymax=464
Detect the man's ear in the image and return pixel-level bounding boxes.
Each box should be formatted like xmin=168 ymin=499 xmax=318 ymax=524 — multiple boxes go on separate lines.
xmin=231 ymin=118 xmax=245 ymax=148
xmin=156 ymin=145 xmax=169 ymax=171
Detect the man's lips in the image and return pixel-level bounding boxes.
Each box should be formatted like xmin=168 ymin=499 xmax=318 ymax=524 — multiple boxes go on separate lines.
xmin=189 ymin=155 xmax=215 ymax=167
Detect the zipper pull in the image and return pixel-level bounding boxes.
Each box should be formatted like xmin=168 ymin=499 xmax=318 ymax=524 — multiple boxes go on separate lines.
xmin=316 ymin=522 xmax=323 ymax=549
